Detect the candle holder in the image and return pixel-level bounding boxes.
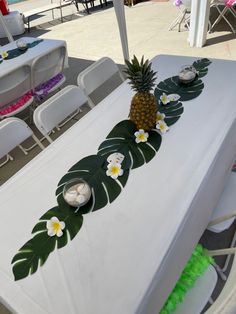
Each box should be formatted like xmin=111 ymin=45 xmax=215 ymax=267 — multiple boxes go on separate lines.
xmin=178 ymin=65 xmax=197 ymax=84
xmin=16 ymin=39 xmax=28 ymax=51
xmin=63 ymin=178 xmax=91 ymax=209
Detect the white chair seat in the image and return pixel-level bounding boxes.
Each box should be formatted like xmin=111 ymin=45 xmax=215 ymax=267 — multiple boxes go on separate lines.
xmin=174 ymin=265 xmax=217 ymax=314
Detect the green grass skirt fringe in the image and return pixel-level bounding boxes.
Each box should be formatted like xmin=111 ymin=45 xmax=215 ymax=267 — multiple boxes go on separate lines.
xmin=160 ymin=244 xmax=214 ymax=314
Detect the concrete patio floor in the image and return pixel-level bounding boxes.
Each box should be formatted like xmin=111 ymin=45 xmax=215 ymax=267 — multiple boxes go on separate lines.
xmin=6 ymin=0 xmax=236 ymax=66
xmin=0 ymin=1 xmax=236 ymax=313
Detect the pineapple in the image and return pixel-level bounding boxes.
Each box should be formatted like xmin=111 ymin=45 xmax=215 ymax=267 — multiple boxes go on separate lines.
xmin=124 ymin=56 xmax=157 ymax=131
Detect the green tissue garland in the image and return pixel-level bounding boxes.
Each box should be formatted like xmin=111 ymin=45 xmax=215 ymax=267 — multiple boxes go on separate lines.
xmin=159 ymin=244 xmax=214 ymax=314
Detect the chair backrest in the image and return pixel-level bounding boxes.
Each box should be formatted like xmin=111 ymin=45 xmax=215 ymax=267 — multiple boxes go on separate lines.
xmin=0 ymin=117 xmax=33 ymax=159
xmin=31 ymin=45 xmax=66 ymax=89
xmin=77 ymin=57 xmax=125 ymax=106
xmin=0 ymin=65 xmax=31 ymax=108
xmin=33 ymin=85 xmax=87 ymax=138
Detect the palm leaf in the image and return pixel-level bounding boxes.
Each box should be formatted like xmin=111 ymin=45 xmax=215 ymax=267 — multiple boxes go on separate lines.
xmin=6 ymin=40 xmax=43 ymax=60
xmin=154 ymin=76 xmax=204 ymax=102
xmin=56 ymin=154 xmax=129 ymax=215
xmin=159 ymin=100 xmax=184 ymax=126
xmin=154 ymin=58 xmax=211 ymax=102
xmin=193 ymin=58 xmax=212 ymax=78
xmin=12 ymin=205 xmax=83 ymax=281
xmin=98 ymin=120 xmax=162 ymax=170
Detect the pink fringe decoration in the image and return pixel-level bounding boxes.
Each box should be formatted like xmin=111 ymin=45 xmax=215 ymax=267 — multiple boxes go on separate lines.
xmin=0 ymin=91 xmax=33 ymax=117
xmin=225 ymin=0 xmax=235 ymax=6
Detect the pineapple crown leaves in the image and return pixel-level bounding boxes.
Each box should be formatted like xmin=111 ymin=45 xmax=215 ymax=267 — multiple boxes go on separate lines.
xmin=124 ymin=55 xmax=157 ymax=93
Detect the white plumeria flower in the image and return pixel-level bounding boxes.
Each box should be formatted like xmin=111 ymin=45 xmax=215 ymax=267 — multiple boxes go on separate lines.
xmin=134 ymin=129 xmax=149 ymax=143
xmin=106 ymin=162 xmax=124 ymax=179
xmin=156 ymin=120 xmax=169 ymax=134
xmin=46 ymin=216 xmax=65 ymax=237
xmin=156 ymin=111 xmax=166 ymax=122
xmin=168 ymin=94 xmax=180 ymax=102
xmin=1 ymin=51 xmax=8 ymax=59
xmin=160 ymin=93 xmax=170 ymax=105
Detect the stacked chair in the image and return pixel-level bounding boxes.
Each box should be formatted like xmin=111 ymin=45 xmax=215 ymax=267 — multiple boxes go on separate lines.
xmin=169 ymin=0 xmax=192 ymax=32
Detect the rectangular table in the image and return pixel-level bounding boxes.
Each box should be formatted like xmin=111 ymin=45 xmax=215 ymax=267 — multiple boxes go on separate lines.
xmin=0 ymin=36 xmax=68 ymax=77
xmin=0 ymin=55 xmax=236 ymax=314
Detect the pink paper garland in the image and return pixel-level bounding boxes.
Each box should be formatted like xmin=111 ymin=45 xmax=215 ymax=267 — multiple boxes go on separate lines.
xmin=0 ymin=91 xmax=33 ymax=117
xmin=0 ymin=73 xmax=64 ymax=117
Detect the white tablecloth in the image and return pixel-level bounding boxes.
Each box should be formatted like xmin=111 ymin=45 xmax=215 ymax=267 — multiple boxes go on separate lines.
xmin=0 ymin=36 xmax=68 ymax=77
xmin=0 ymin=55 xmax=236 ymax=314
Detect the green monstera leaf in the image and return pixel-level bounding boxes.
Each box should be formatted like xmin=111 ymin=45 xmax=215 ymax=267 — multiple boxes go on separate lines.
xmin=56 ymin=154 xmax=129 ymax=215
xmin=154 ymin=76 xmax=204 ymax=102
xmin=154 ymin=58 xmax=211 ymax=102
xmin=193 ymin=58 xmax=212 ymax=78
xmin=98 ymin=120 xmax=162 ymax=170
xmin=5 ymin=40 xmax=43 ymax=60
xmin=159 ymin=100 xmax=184 ymax=127
xmin=12 ymin=205 xmax=83 ymax=281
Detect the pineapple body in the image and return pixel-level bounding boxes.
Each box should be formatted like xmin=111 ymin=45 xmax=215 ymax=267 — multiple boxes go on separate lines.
xmin=124 ymin=56 xmax=158 ymax=131
xmin=129 ymin=92 xmax=157 ymax=131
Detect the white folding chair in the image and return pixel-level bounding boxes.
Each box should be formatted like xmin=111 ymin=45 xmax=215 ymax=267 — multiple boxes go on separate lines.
xmin=77 ymin=57 xmax=125 ymax=108
xmin=31 ymin=45 xmax=66 ymax=101
xmin=207 ymin=171 xmax=236 ymax=280
xmin=169 ymin=0 xmax=191 ymax=32
xmin=162 ymin=231 xmax=236 ymax=314
xmin=33 ymin=85 xmax=88 ymax=143
xmin=210 ymin=0 xmax=236 ymax=33
xmin=0 ymin=65 xmax=34 ymax=119
xmin=0 ymin=117 xmax=44 ymax=167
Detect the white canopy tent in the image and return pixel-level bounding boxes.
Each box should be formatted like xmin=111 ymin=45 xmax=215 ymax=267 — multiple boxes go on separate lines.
xmin=113 ymin=0 xmax=129 ymax=61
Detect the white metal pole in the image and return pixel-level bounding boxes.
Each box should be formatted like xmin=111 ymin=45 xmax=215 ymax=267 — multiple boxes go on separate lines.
xmin=189 ymin=0 xmax=211 ymax=47
xmin=113 ymin=0 xmax=129 ymax=62
xmin=0 ymin=11 xmax=14 ymax=43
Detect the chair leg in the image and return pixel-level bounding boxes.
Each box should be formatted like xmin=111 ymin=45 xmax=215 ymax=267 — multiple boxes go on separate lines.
xmin=0 ymin=154 xmax=13 ymax=167
xmin=210 ymin=6 xmax=235 ymax=33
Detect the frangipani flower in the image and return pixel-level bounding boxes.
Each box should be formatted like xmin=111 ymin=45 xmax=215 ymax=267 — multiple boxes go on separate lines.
xmin=1 ymin=51 xmax=8 ymax=59
xmin=156 ymin=120 xmax=169 ymax=134
xmin=156 ymin=111 xmax=165 ymax=122
xmin=46 ymin=217 xmax=65 ymax=237
xmin=134 ymin=129 xmax=149 ymax=143
xmin=106 ymin=162 xmax=124 ymax=179
xmin=160 ymin=93 xmax=170 ymax=105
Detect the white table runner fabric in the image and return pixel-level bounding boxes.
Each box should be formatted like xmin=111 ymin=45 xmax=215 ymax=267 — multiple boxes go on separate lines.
xmin=0 ymin=37 xmax=68 ymax=77
xmin=0 ymin=55 xmax=236 ymax=314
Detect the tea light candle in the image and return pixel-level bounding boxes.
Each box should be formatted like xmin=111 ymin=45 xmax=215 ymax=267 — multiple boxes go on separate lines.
xmin=179 ymin=66 xmax=197 ymax=84
xmin=16 ymin=39 xmax=28 ymax=51
xmin=63 ymin=179 xmax=91 ymax=208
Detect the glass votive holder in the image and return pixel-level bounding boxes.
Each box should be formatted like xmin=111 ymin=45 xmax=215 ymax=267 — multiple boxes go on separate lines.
xmin=178 ymin=65 xmax=197 ymax=84
xmin=16 ymin=39 xmax=28 ymax=51
xmin=63 ymin=178 xmax=91 ymax=209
